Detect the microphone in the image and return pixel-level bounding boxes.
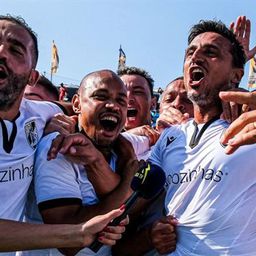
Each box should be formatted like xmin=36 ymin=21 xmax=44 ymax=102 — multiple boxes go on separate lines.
xmin=89 ymin=161 xmax=166 ymax=253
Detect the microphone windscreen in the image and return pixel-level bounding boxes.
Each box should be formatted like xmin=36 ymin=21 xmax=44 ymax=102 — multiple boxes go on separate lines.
xmin=131 ymin=162 xmax=166 ymax=199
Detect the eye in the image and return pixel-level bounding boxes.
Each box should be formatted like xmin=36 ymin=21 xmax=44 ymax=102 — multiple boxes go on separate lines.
xmin=117 ymin=97 xmax=127 ymax=107
xmin=10 ymin=45 xmax=23 ymax=56
xmin=134 ymin=90 xmax=145 ymax=95
xmin=185 ymin=48 xmax=194 ymax=57
xmin=205 ymin=48 xmax=217 ymax=57
xmin=93 ymin=94 xmax=107 ymax=101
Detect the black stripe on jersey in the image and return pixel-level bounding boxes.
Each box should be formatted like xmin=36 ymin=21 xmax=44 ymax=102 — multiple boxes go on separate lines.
xmin=189 ymin=116 xmax=219 ymax=149
xmin=0 ymin=113 xmax=19 ymax=153
xmin=38 ymin=198 xmax=82 ymax=212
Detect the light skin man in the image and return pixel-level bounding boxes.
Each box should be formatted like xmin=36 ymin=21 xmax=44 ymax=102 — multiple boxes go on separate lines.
xmin=149 ymin=20 xmax=256 ymax=255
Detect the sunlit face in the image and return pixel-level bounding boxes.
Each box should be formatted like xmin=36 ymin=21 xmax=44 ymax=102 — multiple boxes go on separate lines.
xmin=0 ymin=20 xmax=36 ymax=110
xmin=160 ymin=79 xmax=194 ymax=117
xmin=183 ymin=32 xmax=237 ymax=109
xmin=74 ymin=71 xmax=127 ymax=146
xmin=120 ymin=74 xmax=152 ymax=130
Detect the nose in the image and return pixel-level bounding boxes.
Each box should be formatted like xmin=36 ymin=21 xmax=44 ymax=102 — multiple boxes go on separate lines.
xmin=0 ymin=44 xmax=7 ymax=59
xmin=171 ymin=96 xmax=186 ymax=113
xmin=191 ymin=48 xmax=204 ymax=64
xmin=127 ymin=91 xmax=135 ymax=105
xmin=105 ymin=101 xmax=120 ymax=111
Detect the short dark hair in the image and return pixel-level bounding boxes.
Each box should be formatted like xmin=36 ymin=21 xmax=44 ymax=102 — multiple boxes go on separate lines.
xmin=0 ymin=14 xmax=38 ymax=67
xmin=117 ymin=66 xmax=154 ymax=97
xmin=188 ymin=20 xmax=246 ymax=69
xmin=37 ymin=75 xmax=59 ymax=100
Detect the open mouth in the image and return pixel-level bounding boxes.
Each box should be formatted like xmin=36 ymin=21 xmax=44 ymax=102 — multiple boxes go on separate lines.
xmin=0 ymin=69 xmax=7 ymax=80
xmin=99 ymin=115 xmax=119 ymax=132
xmin=191 ymin=68 xmax=205 ymax=82
xmin=127 ymin=108 xmax=138 ymax=117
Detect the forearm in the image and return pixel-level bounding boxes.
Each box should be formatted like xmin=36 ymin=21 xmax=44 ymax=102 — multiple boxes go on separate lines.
xmin=86 ymin=157 xmax=121 ymax=196
xmin=0 ymin=219 xmax=84 ymax=252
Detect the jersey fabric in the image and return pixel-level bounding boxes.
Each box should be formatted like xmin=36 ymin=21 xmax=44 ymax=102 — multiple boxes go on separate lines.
xmin=0 ymin=98 xmax=62 ymax=256
xmin=0 ymin=98 xmax=61 ymax=222
xmin=28 ymin=132 xmax=150 ymax=256
xmin=149 ymin=119 xmax=256 ymax=256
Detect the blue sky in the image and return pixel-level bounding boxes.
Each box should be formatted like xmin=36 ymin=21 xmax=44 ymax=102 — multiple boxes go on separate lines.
xmin=1 ymin=0 xmax=255 ymax=90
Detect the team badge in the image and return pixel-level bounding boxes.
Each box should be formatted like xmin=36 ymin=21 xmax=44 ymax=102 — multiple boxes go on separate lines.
xmin=24 ymin=120 xmax=38 ymax=149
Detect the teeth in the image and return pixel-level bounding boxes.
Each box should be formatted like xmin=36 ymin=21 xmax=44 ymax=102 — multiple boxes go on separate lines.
xmin=101 ymin=116 xmax=118 ymax=123
xmin=192 ymin=68 xmax=203 ymax=74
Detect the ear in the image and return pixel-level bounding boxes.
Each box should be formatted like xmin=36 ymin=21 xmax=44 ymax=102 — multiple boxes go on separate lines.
xmin=72 ymin=94 xmax=81 ymax=114
xmin=27 ymin=69 xmax=40 ymax=87
xmin=230 ymin=68 xmax=244 ymax=87
xmin=151 ymin=96 xmax=157 ymax=110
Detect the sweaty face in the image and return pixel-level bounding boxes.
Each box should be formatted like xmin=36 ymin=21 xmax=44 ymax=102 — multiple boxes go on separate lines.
xmin=160 ymin=79 xmax=193 ymax=117
xmin=121 ymin=74 xmax=152 ymax=130
xmin=0 ymin=20 xmax=35 ymax=110
xmin=184 ymin=32 xmax=237 ymax=109
xmin=76 ymin=72 xmax=127 ymax=146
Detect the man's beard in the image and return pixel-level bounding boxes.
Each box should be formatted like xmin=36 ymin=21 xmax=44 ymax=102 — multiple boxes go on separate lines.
xmin=187 ymin=82 xmax=233 ymax=108
xmin=0 ymin=72 xmax=29 ymax=111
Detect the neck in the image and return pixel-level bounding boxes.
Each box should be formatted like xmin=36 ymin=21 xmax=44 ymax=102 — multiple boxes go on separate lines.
xmin=0 ymin=96 xmax=23 ymax=121
xmin=193 ymin=105 xmax=221 ymax=124
xmin=95 ymin=144 xmax=112 ymax=162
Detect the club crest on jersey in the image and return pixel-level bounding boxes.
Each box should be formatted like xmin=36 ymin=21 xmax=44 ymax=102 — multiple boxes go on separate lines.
xmin=24 ymin=120 xmax=38 ymax=149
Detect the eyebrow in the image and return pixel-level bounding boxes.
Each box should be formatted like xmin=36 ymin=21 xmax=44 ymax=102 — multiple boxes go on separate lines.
xmin=187 ymin=43 xmax=220 ymax=52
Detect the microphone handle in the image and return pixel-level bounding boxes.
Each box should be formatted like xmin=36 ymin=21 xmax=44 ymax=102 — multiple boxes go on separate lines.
xmin=89 ymin=191 xmax=140 ymax=253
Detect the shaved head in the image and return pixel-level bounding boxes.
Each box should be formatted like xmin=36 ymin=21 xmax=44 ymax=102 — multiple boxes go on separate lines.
xmin=79 ymin=70 xmax=125 ymax=94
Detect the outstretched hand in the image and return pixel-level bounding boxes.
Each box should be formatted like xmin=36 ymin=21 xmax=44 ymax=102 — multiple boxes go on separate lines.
xmin=81 ymin=207 xmax=128 ymax=247
xmin=230 ymin=15 xmax=256 ymax=61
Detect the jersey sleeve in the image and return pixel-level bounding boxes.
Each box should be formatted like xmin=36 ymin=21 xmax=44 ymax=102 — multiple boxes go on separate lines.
xmin=148 ymin=128 xmax=170 ymax=166
xmin=122 ymin=132 xmax=150 ymax=156
xmin=34 ymin=132 xmax=82 ymax=205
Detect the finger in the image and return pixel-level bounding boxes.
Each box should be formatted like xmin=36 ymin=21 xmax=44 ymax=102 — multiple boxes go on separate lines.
xmin=219 ymin=91 xmax=256 ymax=107
xmin=168 ymin=107 xmax=185 ymax=124
xmin=234 ymin=16 xmax=242 ymax=38
xmin=143 ymin=127 xmax=160 ymax=145
xmin=44 ymin=123 xmax=70 ymax=136
xmin=244 ymin=19 xmax=251 ymax=49
xmin=239 ymin=15 xmax=246 ymax=38
xmin=242 ymin=104 xmax=250 ymax=113
xmin=119 ymin=215 xmax=129 ymax=226
xmin=224 ymin=122 xmax=256 ymax=154
xmin=229 ymin=21 xmax=234 ymax=32
xmin=47 ymin=134 xmax=64 ymax=160
xmin=181 ymin=113 xmax=190 ymax=123
xmin=230 ymin=102 xmax=239 ymax=122
xmin=97 ymin=232 xmax=121 ymax=246
xmin=156 ymin=119 xmax=171 ymax=131
xmin=220 ymin=111 xmax=256 ymax=144
xmin=102 ymin=207 xmax=126 ymax=224
xmin=248 ymin=45 xmax=256 ymax=62
xmin=59 ymin=134 xmax=90 ymax=154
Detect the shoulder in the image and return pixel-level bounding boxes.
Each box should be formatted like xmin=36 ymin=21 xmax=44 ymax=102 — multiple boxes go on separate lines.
xmin=21 ymin=98 xmax=63 ymax=117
